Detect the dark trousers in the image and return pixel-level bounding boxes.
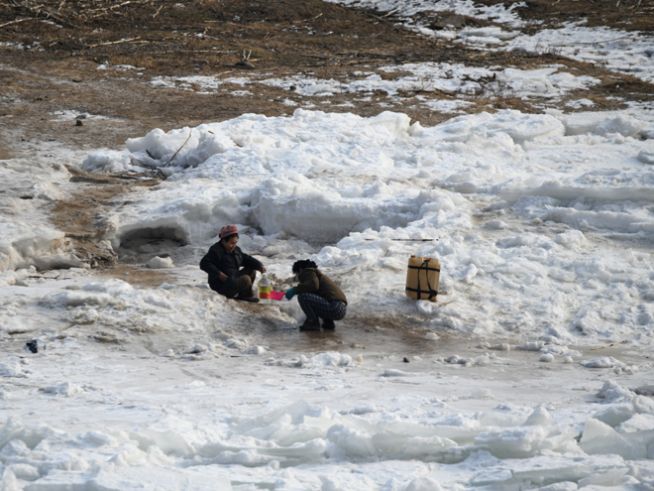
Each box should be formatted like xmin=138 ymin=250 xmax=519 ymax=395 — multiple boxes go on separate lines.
xmin=297 ymin=293 xmax=347 ymax=324
xmin=210 ymin=268 xmax=256 ymax=299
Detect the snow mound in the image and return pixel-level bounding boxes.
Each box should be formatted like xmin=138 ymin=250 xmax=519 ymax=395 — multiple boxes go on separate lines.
xmin=581 ymin=357 xmax=626 ymax=369
xmin=580 ymin=418 xmax=654 ymax=460
xmin=597 ymin=380 xmax=634 ymax=402
xmin=561 ymin=112 xmax=646 ymax=137
xmin=0 ymin=359 xmax=28 ymax=378
xmin=39 ymin=382 xmax=84 ymax=396
xmin=71 ymin=109 xmax=654 ymax=344
xmin=638 ymin=150 xmax=654 ymax=165
xmin=267 ymin=352 xmax=354 ymax=369
xmin=0 ymin=225 xmax=82 ymax=273
xmin=82 ymin=149 xmax=132 ymax=173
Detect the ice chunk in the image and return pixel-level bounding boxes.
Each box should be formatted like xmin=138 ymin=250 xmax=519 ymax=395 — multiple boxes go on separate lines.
xmin=82 ymin=149 xmax=131 ymax=173
xmin=562 ymin=112 xmax=646 ymax=137
xmin=596 ymin=380 xmax=633 ymax=402
xmin=475 ymin=426 xmax=550 ymax=458
xmin=525 ymin=406 xmax=552 ymax=426
xmin=634 ymin=385 xmax=654 ymax=396
xmin=326 ymin=424 xmax=375 ymax=460
xmin=577 ymin=467 xmax=633 ymax=487
xmin=581 ymin=357 xmax=625 ymax=369
xmin=380 ymin=369 xmax=412 ymax=377
xmin=39 ymin=382 xmax=83 ymax=396
xmin=618 ymin=413 xmax=654 ymax=433
xmin=0 ymin=359 xmax=28 ymax=378
xmin=579 ymin=418 xmax=643 ymax=459
xmin=638 ymin=150 xmax=654 ymax=165
xmin=594 ymin=404 xmax=636 ymax=427
xmin=133 ymin=428 xmax=194 ymax=458
xmin=538 ymin=483 xmax=578 ymax=491
xmin=404 ymin=477 xmax=443 ymax=491
xmin=146 ymin=256 xmax=174 ymax=269
xmin=310 ymin=352 xmax=353 ymax=367
xmin=6 ymin=463 xmax=40 ymax=481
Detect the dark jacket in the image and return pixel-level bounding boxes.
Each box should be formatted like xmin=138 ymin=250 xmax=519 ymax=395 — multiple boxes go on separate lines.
xmin=200 ymin=242 xmax=263 ymax=290
xmin=296 ymin=268 xmax=347 ymax=304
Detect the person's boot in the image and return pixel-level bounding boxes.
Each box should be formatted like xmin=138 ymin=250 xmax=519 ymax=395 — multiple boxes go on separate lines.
xmin=235 ymin=294 xmax=259 ymax=303
xmin=299 ymin=320 xmax=320 ymax=331
xmin=322 ymin=319 xmax=335 ymax=330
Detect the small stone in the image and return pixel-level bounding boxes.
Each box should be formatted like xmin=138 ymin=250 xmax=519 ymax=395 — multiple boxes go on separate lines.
xmin=235 ymin=60 xmax=255 ymax=69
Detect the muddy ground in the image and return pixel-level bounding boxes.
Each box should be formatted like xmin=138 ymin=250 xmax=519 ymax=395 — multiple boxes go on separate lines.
xmin=1 ymin=0 xmax=653 ymax=279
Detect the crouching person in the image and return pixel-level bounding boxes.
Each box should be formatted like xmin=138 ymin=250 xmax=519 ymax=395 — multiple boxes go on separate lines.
xmin=200 ymin=224 xmax=265 ymax=303
xmin=285 ymin=260 xmax=347 ymax=331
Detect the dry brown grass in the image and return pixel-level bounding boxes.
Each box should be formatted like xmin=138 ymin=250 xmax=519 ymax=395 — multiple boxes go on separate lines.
xmin=2 ymin=0 xmax=652 ymax=146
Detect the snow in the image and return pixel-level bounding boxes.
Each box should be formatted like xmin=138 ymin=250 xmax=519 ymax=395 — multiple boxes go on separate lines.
xmin=261 ymin=63 xmax=599 ymax=99
xmin=324 ymin=0 xmax=525 ymax=29
xmin=327 ymin=1 xmax=654 ymax=84
xmin=145 ymin=60 xmax=603 ymax=119
xmin=155 ymin=63 xmax=598 ymax=104
xmin=2 ymin=345 xmax=653 ymax=489
xmin=50 ymin=110 xmax=114 ymax=122
xmin=151 ymin=75 xmax=223 ymax=93
xmin=508 ymin=25 xmax=654 ymax=84
xmin=2 ymin=2 xmax=654 ymax=490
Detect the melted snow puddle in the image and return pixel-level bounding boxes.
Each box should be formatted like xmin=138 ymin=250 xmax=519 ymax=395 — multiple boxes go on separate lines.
xmin=255 ymin=317 xmax=438 ymax=356
xmin=208 ymin=301 xmax=649 ymax=375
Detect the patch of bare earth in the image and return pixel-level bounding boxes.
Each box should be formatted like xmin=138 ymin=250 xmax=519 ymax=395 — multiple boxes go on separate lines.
xmin=50 ymin=166 xmax=164 ymax=282
xmin=1 ymin=0 xmax=653 ymax=277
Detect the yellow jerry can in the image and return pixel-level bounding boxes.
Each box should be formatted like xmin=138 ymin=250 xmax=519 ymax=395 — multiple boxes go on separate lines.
xmin=405 ymin=256 xmax=440 ymax=302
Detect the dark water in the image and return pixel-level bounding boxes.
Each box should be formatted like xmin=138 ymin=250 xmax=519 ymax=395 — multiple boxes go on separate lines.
xmin=236 ymin=303 xmax=466 ymax=357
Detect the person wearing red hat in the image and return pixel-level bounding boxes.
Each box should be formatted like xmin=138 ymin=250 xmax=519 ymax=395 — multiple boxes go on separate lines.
xmin=200 ymin=224 xmax=266 ymax=302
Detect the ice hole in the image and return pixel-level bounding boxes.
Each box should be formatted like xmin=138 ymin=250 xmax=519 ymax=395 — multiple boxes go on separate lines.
xmin=117 ymin=226 xmax=188 ymax=260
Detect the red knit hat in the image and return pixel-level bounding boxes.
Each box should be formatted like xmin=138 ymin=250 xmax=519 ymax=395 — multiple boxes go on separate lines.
xmin=219 ymin=224 xmax=239 ymax=239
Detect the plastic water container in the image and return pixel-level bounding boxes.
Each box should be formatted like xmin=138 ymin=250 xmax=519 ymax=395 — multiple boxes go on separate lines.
xmin=258 ymin=275 xmax=272 ymax=303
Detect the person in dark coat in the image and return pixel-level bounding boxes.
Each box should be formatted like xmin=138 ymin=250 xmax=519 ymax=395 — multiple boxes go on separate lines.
xmin=200 ymin=224 xmax=265 ymax=302
xmin=285 ymin=259 xmax=347 ymax=331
